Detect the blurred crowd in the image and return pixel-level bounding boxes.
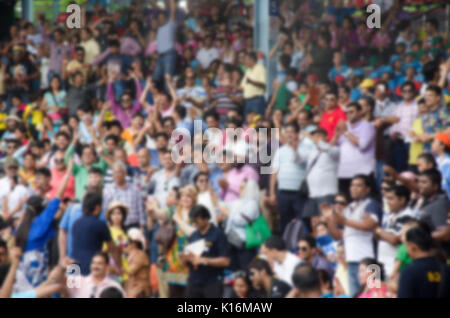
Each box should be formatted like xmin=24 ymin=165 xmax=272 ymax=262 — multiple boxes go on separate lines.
xmin=0 ymin=0 xmax=449 ymax=299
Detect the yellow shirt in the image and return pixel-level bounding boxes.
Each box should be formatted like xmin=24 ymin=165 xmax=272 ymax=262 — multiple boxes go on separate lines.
xmin=103 ymin=226 xmax=130 ymax=282
xmin=241 ymin=63 xmax=267 ymax=99
xmin=80 ymin=38 xmax=101 ymax=64
xmin=409 ymin=117 xmax=424 ymax=165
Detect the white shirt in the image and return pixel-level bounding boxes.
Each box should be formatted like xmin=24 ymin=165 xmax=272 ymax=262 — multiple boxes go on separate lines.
xmin=0 ymin=177 xmax=31 ymax=219
xmin=274 ymin=252 xmax=301 ymax=287
xmin=196 ymin=47 xmax=219 ymax=69
xmin=197 ymin=191 xmax=219 ymax=226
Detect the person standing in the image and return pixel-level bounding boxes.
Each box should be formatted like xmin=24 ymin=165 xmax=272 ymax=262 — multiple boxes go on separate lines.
xmin=240 ymin=52 xmax=267 ymax=118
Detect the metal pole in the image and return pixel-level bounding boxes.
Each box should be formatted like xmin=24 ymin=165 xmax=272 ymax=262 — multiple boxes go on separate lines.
xmin=21 ymin=0 xmax=34 ymax=22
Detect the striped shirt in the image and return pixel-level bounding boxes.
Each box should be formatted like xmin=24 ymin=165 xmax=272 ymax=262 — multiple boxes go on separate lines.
xmin=212 ymin=87 xmax=243 ymax=115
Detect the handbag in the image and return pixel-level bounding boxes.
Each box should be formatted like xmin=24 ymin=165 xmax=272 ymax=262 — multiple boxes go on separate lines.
xmin=242 ymin=214 xmax=272 ymax=250
xmin=154 ymin=220 xmax=176 ymax=253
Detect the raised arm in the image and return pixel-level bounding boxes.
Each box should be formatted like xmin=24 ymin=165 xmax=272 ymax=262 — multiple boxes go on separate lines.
xmin=55 ymin=159 xmax=74 ymax=200
xmin=169 ymin=0 xmax=177 ymax=22
xmin=0 ymin=248 xmax=21 ymax=298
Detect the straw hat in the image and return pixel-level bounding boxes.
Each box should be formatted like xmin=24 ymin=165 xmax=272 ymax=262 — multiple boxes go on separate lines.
xmin=106 ymin=201 xmax=129 ymax=221
xmin=127 ymin=228 xmax=146 ymax=247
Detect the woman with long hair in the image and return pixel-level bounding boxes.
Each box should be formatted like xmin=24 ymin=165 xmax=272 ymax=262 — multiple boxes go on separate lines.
xmin=165 ymin=185 xmax=198 ymax=298
xmin=41 ymin=75 xmax=68 ymax=128
xmin=355 ymin=258 xmax=393 ymax=298
xmin=13 ymin=159 xmax=73 ymax=293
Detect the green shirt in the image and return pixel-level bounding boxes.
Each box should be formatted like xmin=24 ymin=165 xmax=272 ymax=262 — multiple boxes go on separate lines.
xmin=65 ymin=145 xmax=108 ymax=201
xmin=274 ymin=82 xmax=291 ymax=113
xmin=396 ymin=243 xmax=412 ymax=272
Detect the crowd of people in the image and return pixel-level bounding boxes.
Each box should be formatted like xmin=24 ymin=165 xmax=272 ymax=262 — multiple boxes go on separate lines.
xmin=0 ymin=0 xmax=449 ymax=299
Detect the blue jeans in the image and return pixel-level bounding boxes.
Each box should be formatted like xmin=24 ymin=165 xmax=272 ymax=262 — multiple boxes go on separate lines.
xmin=244 ymin=96 xmax=266 ymax=119
xmin=348 ymin=261 xmax=361 ymax=297
xmin=276 ymin=190 xmax=305 ymax=235
xmin=392 ymin=140 xmax=409 ymax=173
xmin=153 ymin=49 xmax=177 ymax=91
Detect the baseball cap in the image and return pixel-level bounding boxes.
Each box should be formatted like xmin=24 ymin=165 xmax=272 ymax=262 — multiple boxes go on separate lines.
xmin=359 ymin=78 xmax=375 ymax=89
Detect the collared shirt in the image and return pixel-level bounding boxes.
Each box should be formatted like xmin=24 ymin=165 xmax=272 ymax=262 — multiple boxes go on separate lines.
xmin=80 ymin=38 xmax=101 ymax=64
xmin=375 ymin=98 xmax=396 ymax=135
xmin=106 ymin=80 xmax=143 ymax=129
xmin=319 ymin=107 xmax=347 ymax=141
xmin=337 ymin=120 xmax=376 ymax=179
xmin=71 ymin=275 xmax=125 ymax=298
xmin=48 ymin=41 xmax=72 ymax=73
xmin=157 ymin=20 xmax=177 ymax=54
xmin=176 ymin=86 xmax=207 ymax=109
xmin=241 ymin=63 xmax=267 ymax=99
xmin=196 ymin=47 xmax=220 ymax=69
xmin=390 ymin=100 xmax=418 ymax=142
xmin=102 ymin=182 xmax=146 ymax=227
xmin=221 ymin=165 xmax=259 ymax=202
xmin=148 ymin=169 xmax=180 ymax=209
xmin=422 ymin=106 xmax=450 ymax=151
xmin=273 ymin=252 xmax=301 ymax=287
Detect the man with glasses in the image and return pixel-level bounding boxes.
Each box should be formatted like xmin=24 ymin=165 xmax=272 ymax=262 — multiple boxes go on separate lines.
xmin=390 ymin=81 xmax=418 ymax=173
xmin=298 ymin=235 xmax=335 ymax=278
xmin=319 ymin=91 xmax=347 ymax=142
xmin=176 ymin=67 xmax=207 ymax=111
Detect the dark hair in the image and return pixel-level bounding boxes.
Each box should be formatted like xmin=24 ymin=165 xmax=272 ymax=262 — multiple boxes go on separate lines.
xmin=15 ymin=196 xmax=46 ymax=250
xmin=352 ymin=174 xmax=372 ymax=189
xmin=194 ymin=172 xmax=209 ymax=185
xmin=285 ymin=121 xmax=300 ymax=133
xmin=248 ymin=258 xmax=273 ymax=276
xmin=203 ymin=109 xmax=220 ymax=122
xmin=35 ymin=167 xmax=51 ymax=178
xmin=354 ymin=258 xmax=385 ymax=297
xmin=279 ymin=54 xmax=292 ymax=70
xmin=263 ymin=236 xmax=286 ymax=251
xmin=420 ymin=169 xmax=442 ymax=187
xmin=387 ymin=185 xmax=411 ymax=203
xmin=108 ymin=39 xmax=120 ymax=48
xmin=299 ymin=235 xmax=317 ymax=249
xmin=425 ymin=84 xmax=442 ymax=96
xmin=0 ymin=239 xmax=7 ymax=250
xmin=423 ymin=61 xmax=440 ymax=83
xmin=405 ymin=222 xmax=435 ymax=252
xmin=292 ymin=264 xmax=321 ymax=294
xmin=247 ymin=52 xmax=257 ymax=62
xmin=155 ymin=132 xmax=169 ymax=141
xmin=298 ymin=109 xmax=313 ymax=121
xmin=425 ymin=18 xmax=439 ymax=30
xmin=89 ymin=167 xmax=103 ymax=175
xmin=99 ymin=287 xmax=123 ymax=298
xmin=107 ymin=206 xmax=127 ymax=229
xmin=189 ymin=205 xmax=211 ymax=221
xmin=318 ymin=269 xmax=333 ymax=290
xmin=92 ymin=252 xmax=109 ymax=264
xmin=82 ymin=192 xmax=103 ymax=215
xmin=56 ymin=132 xmax=71 ymax=141
xmin=174 ymin=105 xmax=187 ymax=119
xmin=418 ymin=153 xmax=437 ymax=168
xmin=347 ymin=101 xmax=362 ymax=112
xmin=104 ymin=134 xmax=120 ymax=145
xmin=401 ymin=81 xmax=416 ymax=93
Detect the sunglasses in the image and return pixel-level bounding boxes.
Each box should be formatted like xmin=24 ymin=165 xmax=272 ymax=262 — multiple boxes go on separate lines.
xmin=334 ymin=200 xmax=347 ymax=206
xmin=7 ymin=166 xmax=19 ymax=170
xmin=298 ymin=246 xmax=309 ymax=252
xmin=121 ymin=98 xmax=132 ymax=102
xmin=55 ymin=158 xmax=65 ymax=163
xmin=198 ymin=179 xmax=208 ymax=183
xmin=381 ymin=187 xmax=392 ymax=191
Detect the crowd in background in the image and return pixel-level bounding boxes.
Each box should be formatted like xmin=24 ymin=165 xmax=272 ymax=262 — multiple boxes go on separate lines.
xmin=0 ymin=0 xmax=449 ymax=298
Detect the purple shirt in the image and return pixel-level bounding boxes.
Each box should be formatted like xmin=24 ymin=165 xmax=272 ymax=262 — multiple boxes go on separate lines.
xmin=337 ymin=120 xmax=376 ymax=179
xmin=106 ymin=80 xmax=143 ymax=129
xmin=49 ymin=41 xmax=72 ymax=73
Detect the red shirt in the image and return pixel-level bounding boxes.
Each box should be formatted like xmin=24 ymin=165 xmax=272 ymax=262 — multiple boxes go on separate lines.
xmin=47 ymin=168 xmax=75 ymax=200
xmin=319 ymin=106 xmax=347 ymax=141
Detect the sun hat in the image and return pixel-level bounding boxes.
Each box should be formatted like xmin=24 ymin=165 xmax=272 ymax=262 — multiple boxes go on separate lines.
xmin=106 ymin=201 xmax=129 ymax=221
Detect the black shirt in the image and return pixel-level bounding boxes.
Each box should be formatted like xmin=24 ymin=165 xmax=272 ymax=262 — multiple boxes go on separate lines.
xmin=267 ymin=278 xmax=291 ymax=298
xmin=398 ymin=256 xmax=450 ymax=298
xmin=187 ymin=224 xmax=230 ymax=286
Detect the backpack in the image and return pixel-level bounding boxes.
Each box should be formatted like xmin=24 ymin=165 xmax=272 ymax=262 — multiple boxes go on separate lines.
xmin=282 ymin=219 xmax=309 ymax=252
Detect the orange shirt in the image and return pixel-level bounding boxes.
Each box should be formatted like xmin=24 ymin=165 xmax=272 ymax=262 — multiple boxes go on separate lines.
xmin=319 ymin=106 xmax=347 ymax=141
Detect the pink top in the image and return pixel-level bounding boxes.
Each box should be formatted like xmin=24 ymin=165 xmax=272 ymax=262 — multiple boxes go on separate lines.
xmin=221 ymin=165 xmax=259 ymax=202
xmin=71 ymin=275 xmax=125 ymax=298
xmin=47 ymin=168 xmax=75 ymax=200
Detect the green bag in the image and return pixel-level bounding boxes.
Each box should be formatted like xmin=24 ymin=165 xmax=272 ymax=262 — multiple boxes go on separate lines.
xmin=244 ymin=214 xmax=272 ymax=250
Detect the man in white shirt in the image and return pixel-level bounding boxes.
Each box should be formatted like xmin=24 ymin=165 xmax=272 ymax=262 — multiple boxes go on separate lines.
xmin=196 ymin=35 xmax=219 ymax=70
xmin=260 ymin=236 xmax=301 ymax=287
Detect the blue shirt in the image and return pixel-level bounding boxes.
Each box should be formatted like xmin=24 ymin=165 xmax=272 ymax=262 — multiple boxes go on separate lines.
xmin=187 ymin=225 xmax=230 ymax=285
xmin=25 ymin=199 xmax=61 ymax=252
xmin=71 ymin=214 xmax=111 ymax=275
xmin=59 ymin=203 xmax=106 ymax=258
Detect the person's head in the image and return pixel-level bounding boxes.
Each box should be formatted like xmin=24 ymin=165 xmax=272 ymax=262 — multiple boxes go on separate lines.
xmin=333 ymin=51 xmax=343 ymax=66
xmin=90 ymin=252 xmax=109 ymax=280
xmin=113 ymin=147 xmax=127 ymax=164
xmin=55 ymin=132 xmax=71 ymax=151
xmin=385 ymin=185 xmax=410 ymax=213
xmin=425 ymin=18 xmax=439 ymax=34
xmin=203 ymin=110 xmax=220 ymax=129
xmin=311 ymin=128 xmax=328 ymax=145
xmin=180 ymin=185 xmax=198 ymax=210
xmin=155 ymin=132 xmax=169 ymax=152
xmin=51 ymin=150 xmax=66 ymax=172
xmin=88 ymin=168 xmax=103 ymax=190
xmin=4 ymin=157 xmax=20 ymax=178
xmin=80 ymin=28 xmax=93 ymax=41
xmin=417 ymin=153 xmax=437 ymax=173
xmin=162 ymin=117 xmax=176 ymax=135
xmin=418 ymin=169 xmax=442 ymax=198
xmin=104 ymin=134 xmax=119 ymax=154
xmin=297 ymin=110 xmax=313 ymax=129
xmin=297 ymin=235 xmax=317 ymax=263
xmin=82 ymin=192 xmax=103 ymax=216
xmin=431 ymin=133 xmax=450 ymax=156
xmin=324 ymin=92 xmax=338 ymax=111
xmin=161 ymin=150 xmax=175 ymax=170
xmin=424 ymin=85 xmax=442 ymax=109
xmin=233 ymin=271 xmax=251 ymax=298
xmin=112 ymin=161 xmax=127 ymax=186
xmin=0 ymin=240 xmax=8 ymax=264
xmin=248 ymin=258 xmax=274 ymax=289
xmin=374 ymin=81 xmax=389 ymax=100
xmin=35 ymin=167 xmax=51 ymax=190
xmin=53 ymin=28 xmax=65 ymax=43
xmin=108 ymin=39 xmax=120 ymax=56
xmin=106 ymin=202 xmax=128 ymax=228
xmin=350 ymin=175 xmax=372 ymax=201
xmin=333 ymin=193 xmax=349 ymax=214
xmin=285 ymin=122 xmax=300 ymax=145
xmin=120 ymin=92 xmax=134 ymax=110
xmin=346 ymin=102 xmax=363 ymax=124
xmin=400 ymin=81 xmax=416 ymax=102
xmin=260 ymin=236 xmax=286 ymax=262
xmin=405 ymin=222 xmax=435 ymax=259
xmin=194 ymin=172 xmax=209 ymax=193
xmin=358 ymin=258 xmax=385 ymax=290
xmin=81 ymin=145 xmax=97 ymax=166
xmin=292 ymin=264 xmax=322 ymax=298
xmin=99 ymin=287 xmax=123 ymax=298
xmin=189 ymin=205 xmax=211 ymax=232
xmin=137 ymin=148 xmax=150 ymax=169
xmin=22 ymin=152 xmax=36 ymax=170
xmin=318 ymin=269 xmax=332 ymax=295
xmin=245 ymin=52 xmax=258 ymax=68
